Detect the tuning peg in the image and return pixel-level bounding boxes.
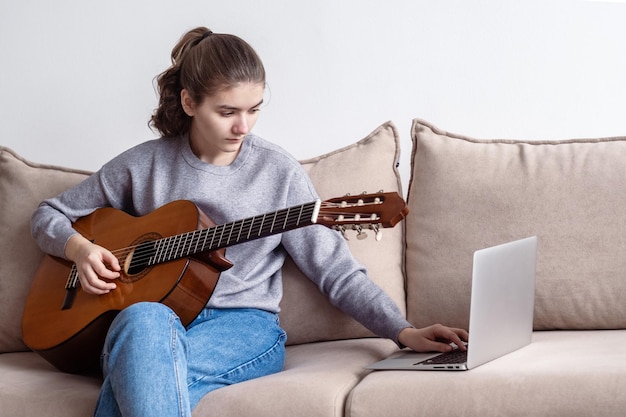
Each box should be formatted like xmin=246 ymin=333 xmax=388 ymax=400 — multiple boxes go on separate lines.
xmin=371 ymin=224 xmax=383 ymax=241
xmin=335 ymin=225 xmax=349 ymax=240
xmin=354 ymin=225 xmax=368 ymax=240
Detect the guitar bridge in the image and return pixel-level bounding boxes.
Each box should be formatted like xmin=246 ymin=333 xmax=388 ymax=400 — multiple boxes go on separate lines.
xmin=62 ymin=264 xmax=80 ymax=310
xmin=61 ymin=288 xmax=76 ymax=310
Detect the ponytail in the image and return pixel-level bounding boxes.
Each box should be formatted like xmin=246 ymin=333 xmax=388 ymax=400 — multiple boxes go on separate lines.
xmin=150 ymin=27 xmax=266 ymax=138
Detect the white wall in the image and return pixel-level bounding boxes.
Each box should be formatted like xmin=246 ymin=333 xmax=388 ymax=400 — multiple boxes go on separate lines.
xmin=1 ymin=0 xmax=625 ymax=191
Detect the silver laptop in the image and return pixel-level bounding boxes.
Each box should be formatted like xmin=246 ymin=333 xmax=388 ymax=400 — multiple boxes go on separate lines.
xmin=366 ymin=236 xmax=537 ymax=371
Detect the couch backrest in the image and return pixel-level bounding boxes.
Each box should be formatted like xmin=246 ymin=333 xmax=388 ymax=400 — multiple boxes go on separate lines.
xmin=405 ymin=118 xmax=626 ymax=331
xmin=0 ymin=122 xmax=406 ymax=353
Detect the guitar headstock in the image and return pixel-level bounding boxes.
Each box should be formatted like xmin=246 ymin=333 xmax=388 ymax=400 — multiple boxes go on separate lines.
xmin=317 ymin=192 xmax=409 ymax=240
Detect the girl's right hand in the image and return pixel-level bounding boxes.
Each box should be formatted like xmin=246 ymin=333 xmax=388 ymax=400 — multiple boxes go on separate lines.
xmin=64 ymin=234 xmax=121 ymax=295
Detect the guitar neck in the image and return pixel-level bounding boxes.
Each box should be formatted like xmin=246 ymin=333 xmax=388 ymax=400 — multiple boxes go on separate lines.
xmin=148 ymin=200 xmax=321 ymax=266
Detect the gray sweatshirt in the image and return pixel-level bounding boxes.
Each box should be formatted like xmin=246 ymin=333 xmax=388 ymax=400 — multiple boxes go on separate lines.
xmin=31 ymin=134 xmax=411 ymax=343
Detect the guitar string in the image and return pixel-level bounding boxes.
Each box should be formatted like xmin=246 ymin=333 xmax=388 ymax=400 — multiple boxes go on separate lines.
xmin=66 ymin=200 xmax=383 ymax=287
xmin=124 ymin=207 xmax=381 ymax=268
xmin=126 ymin=203 xmax=323 ymax=264
xmin=67 ymin=205 xmax=315 ymax=288
xmin=126 ymin=201 xmax=383 ymax=264
xmin=106 ymin=204 xmax=318 ymax=265
xmin=83 ymin=201 xmax=381 ymax=269
xmin=102 ymin=202 xmax=327 ymax=259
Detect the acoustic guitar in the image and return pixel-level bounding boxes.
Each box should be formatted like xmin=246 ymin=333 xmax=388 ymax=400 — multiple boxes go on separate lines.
xmin=22 ymin=192 xmax=408 ymax=374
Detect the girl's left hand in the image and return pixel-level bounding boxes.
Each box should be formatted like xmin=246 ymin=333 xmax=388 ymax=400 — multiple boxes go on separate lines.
xmin=398 ymin=324 xmax=468 ymax=353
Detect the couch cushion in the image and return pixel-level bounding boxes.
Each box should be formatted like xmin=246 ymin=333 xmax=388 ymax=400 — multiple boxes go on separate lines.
xmin=281 ymin=121 xmax=406 ymax=344
xmin=405 ymin=119 xmax=626 ymax=331
xmin=0 ymin=147 xmax=90 ymax=353
xmin=0 ymin=340 xmax=396 ymax=417
xmin=0 ymin=352 xmax=100 ymax=417
xmin=346 ymin=330 xmax=626 ymax=417
xmin=195 ymin=338 xmax=398 ymax=417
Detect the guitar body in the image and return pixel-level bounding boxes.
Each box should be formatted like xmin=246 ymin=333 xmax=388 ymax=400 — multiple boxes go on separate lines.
xmin=22 ymin=200 xmax=231 ymax=374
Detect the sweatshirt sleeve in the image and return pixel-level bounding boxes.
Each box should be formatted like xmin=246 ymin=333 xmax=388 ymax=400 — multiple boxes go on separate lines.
xmin=30 ymin=167 xmax=124 ymax=259
xmin=279 ymin=169 xmax=412 ymax=345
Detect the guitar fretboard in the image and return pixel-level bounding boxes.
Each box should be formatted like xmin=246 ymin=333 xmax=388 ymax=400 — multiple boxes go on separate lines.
xmin=148 ymin=200 xmax=321 ymax=265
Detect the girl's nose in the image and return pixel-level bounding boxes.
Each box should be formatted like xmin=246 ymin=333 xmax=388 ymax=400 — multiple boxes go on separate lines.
xmin=233 ymin=116 xmax=249 ymax=135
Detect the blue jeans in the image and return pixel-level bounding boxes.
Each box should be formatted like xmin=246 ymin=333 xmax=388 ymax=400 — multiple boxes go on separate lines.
xmin=94 ymin=303 xmax=287 ymax=417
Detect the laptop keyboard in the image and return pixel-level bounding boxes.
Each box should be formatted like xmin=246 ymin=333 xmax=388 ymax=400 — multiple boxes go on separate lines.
xmin=417 ymin=349 xmax=468 ymax=365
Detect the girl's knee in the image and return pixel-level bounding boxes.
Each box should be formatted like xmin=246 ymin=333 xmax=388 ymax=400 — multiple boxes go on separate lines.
xmin=118 ymin=301 xmax=171 ymax=320
xmin=110 ymin=302 xmax=179 ymax=336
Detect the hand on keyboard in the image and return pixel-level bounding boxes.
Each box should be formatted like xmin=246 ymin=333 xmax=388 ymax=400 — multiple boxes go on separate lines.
xmin=398 ymin=324 xmax=468 ymax=353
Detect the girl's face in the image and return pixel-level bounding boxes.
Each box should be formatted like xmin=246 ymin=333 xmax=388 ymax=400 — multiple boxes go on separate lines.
xmin=182 ymin=82 xmax=265 ymax=166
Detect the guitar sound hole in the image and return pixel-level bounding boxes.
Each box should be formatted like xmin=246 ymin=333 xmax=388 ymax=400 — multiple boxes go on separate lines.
xmin=119 ymin=232 xmax=162 ymax=283
xmin=128 ymin=241 xmax=156 ymax=275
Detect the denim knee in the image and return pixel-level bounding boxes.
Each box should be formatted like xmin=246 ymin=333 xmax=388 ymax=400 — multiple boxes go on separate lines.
xmin=103 ymin=302 xmax=184 ymax=356
xmin=115 ymin=301 xmax=173 ymax=323
xmin=98 ymin=302 xmax=192 ymax=416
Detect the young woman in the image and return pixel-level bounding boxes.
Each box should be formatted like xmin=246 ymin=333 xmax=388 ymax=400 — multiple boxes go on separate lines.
xmin=31 ymin=27 xmax=467 ymax=417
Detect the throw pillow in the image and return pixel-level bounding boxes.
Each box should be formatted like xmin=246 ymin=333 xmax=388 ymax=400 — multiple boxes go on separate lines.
xmin=406 ymin=118 xmax=626 ymax=331
xmin=280 ymin=121 xmax=407 ymax=344
xmin=0 ymin=147 xmax=90 ymax=353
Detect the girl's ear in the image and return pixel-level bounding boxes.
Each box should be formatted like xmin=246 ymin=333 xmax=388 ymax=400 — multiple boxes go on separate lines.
xmin=181 ymin=89 xmax=196 ymax=116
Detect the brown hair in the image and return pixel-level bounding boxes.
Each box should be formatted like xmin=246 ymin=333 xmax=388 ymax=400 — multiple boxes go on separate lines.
xmin=150 ymin=27 xmax=266 ymax=138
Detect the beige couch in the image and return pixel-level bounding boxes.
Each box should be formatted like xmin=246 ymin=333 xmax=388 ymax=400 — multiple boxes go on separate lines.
xmin=1 ymin=119 xmax=625 ymax=416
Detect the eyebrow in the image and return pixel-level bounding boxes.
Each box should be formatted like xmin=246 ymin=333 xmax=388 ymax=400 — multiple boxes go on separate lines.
xmin=218 ymin=99 xmax=264 ymax=111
